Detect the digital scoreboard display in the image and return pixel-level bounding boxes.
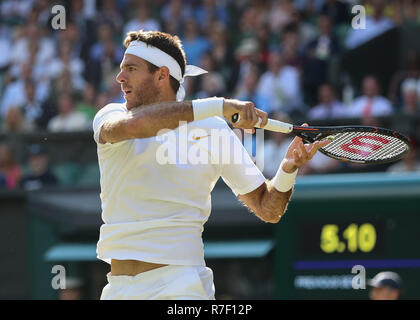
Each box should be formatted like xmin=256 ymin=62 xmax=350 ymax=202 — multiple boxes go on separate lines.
xmin=299 ymin=221 xmax=383 ymax=255
xmin=274 ymin=173 xmax=420 ymax=299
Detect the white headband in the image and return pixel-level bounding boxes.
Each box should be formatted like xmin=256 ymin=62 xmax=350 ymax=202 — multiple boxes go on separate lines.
xmin=125 ymin=40 xmax=208 ymax=101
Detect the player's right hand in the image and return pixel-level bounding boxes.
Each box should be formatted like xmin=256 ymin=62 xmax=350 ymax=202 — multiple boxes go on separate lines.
xmin=222 ymin=99 xmax=268 ymax=131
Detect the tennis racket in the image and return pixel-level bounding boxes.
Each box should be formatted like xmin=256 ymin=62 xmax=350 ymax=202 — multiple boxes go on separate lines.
xmin=231 ymin=114 xmax=410 ymax=164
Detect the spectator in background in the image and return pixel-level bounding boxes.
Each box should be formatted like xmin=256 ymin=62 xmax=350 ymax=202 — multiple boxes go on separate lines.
xmin=19 ymin=144 xmax=57 ymax=191
xmin=0 ymin=143 xmax=22 ymax=190
xmin=31 ymin=29 xmax=53 ymax=84
xmin=281 ymin=26 xmax=306 ymax=71
xmin=57 ymin=21 xmax=83 ymax=60
xmin=69 ymin=0 xmax=97 ymax=54
xmin=28 ymin=26 xmax=54 ymax=93
xmin=400 ymin=78 xmax=420 ymax=115
xmin=31 ymin=95 xmax=59 ymax=132
xmin=1 ymin=107 xmax=35 ymax=133
xmin=347 ymin=75 xmax=393 ymax=118
xmin=388 ymin=50 xmax=420 ymax=106
xmin=196 ymin=72 xmax=226 ymax=99
xmin=0 ymin=24 xmax=12 ymax=70
xmin=190 ymin=51 xmax=218 ymax=97
xmin=287 ymin=10 xmax=318 ymax=52
xmin=48 ymin=69 xmax=76 ymax=106
xmin=267 ymin=0 xmax=295 ymax=33
xmin=230 ymin=38 xmax=263 ymax=95
xmin=90 ymin=23 xmax=123 ymax=64
xmin=368 ymin=271 xmax=403 ymax=300
xmin=60 ymin=2 xmax=95 ymax=70
xmin=76 ymin=83 xmax=97 ymax=121
xmin=123 ymin=3 xmax=161 ymax=37
xmin=162 ymin=20 xmax=181 ymax=39
xmin=194 ymin=0 xmax=229 ymax=30
xmin=161 ymin=0 xmax=192 ymax=35
xmin=237 ymin=5 xmax=266 ymax=42
xmin=0 ymin=71 xmax=27 ymax=119
xmin=0 ymin=0 xmax=35 ymax=23
xmin=256 ymin=50 xmax=302 ymax=114
xmin=346 ymin=0 xmax=394 ymax=49
xmin=47 ymin=93 xmax=90 ymax=132
xmin=181 ymin=18 xmax=211 ymax=66
xmin=388 ymin=137 xmax=420 ymax=173
xmin=87 ymin=22 xmax=123 ymax=89
xmin=391 ymin=0 xmax=420 ymax=25
xmin=0 ymin=76 xmax=41 ymax=132
xmin=295 ymin=0 xmax=325 ymax=16
xmin=254 ymin=22 xmax=271 ymax=66
xmin=256 ymin=112 xmax=294 ymax=178
xmin=22 ymin=80 xmax=43 ymax=128
xmin=309 ymin=84 xmax=346 ymax=120
xmin=49 ymin=41 xmax=85 ymax=92
xmin=303 ymin=15 xmax=339 ymax=105
xmin=321 ymin=0 xmax=350 ymax=26
xmin=9 ymin=22 xmax=54 ymax=77
xmin=0 ymin=63 xmax=47 ymax=119
xmin=31 ymin=0 xmax=52 ymax=26
xmin=313 ymin=14 xmax=339 ymax=57
xmin=97 ymin=0 xmax=124 ymax=35
xmin=234 ymin=64 xmax=263 ymax=106
xmin=207 ymin=22 xmax=233 ymax=81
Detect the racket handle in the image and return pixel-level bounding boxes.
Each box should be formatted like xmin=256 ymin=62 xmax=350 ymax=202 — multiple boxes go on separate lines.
xmin=231 ymin=113 xmax=293 ymax=134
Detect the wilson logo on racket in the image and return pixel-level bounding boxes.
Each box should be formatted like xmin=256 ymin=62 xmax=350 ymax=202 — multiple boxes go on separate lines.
xmin=340 ymin=136 xmax=390 ymax=157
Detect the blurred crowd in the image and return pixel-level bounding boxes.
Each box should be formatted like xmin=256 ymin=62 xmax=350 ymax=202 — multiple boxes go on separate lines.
xmin=1 ymin=0 xmax=420 ymax=190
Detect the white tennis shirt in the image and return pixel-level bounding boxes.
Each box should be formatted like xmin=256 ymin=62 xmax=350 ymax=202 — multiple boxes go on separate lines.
xmin=93 ymin=103 xmax=266 ymax=266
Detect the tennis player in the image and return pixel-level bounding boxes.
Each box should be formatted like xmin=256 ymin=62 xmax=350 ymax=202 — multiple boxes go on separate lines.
xmin=93 ymin=30 xmax=329 ymax=300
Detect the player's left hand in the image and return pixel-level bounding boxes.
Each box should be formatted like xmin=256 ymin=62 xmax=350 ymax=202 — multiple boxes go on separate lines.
xmin=282 ymin=123 xmax=331 ymax=173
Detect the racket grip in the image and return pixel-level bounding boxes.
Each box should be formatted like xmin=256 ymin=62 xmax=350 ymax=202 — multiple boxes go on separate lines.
xmin=231 ymin=113 xmax=293 ymax=134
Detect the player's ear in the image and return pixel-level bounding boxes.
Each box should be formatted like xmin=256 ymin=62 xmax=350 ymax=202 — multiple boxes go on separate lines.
xmin=158 ymin=66 xmax=170 ymax=81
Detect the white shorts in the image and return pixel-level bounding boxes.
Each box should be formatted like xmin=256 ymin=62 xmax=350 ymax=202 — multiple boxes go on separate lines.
xmin=100 ymin=265 xmax=215 ymax=300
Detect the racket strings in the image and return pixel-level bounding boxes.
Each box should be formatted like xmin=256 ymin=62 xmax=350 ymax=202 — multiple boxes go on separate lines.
xmin=338 ymin=134 xmax=405 ymax=160
xmin=321 ymin=132 xmax=408 ymax=162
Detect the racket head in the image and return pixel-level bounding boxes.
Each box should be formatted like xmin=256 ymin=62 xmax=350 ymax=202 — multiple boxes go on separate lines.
xmin=293 ymin=125 xmax=411 ymax=164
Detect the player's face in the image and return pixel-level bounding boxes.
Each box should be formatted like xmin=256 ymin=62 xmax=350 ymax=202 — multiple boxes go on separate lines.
xmin=116 ymin=54 xmax=160 ymax=110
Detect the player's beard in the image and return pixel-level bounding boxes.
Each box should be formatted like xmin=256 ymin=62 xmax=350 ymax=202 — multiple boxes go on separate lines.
xmin=125 ymin=79 xmax=161 ymax=110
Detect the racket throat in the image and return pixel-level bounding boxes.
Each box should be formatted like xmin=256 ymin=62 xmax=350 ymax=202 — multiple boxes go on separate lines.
xmin=298 ymin=132 xmax=324 ymax=143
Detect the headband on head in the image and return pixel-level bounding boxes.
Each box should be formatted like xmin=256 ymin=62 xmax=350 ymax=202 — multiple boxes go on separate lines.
xmin=125 ymin=40 xmax=208 ymax=101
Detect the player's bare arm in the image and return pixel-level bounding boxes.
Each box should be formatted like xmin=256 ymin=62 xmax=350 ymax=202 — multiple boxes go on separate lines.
xmin=238 ymin=182 xmax=293 ymax=224
xmin=100 ymin=100 xmax=193 ymax=143
xmin=99 ymin=98 xmax=268 ymax=144
xmin=239 ymin=125 xmax=330 ymax=223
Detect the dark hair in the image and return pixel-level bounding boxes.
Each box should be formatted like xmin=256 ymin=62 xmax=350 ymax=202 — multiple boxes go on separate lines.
xmin=123 ymin=30 xmax=187 ymax=94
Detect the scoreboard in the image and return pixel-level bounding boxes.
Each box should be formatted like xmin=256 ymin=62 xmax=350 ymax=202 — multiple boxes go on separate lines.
xmin=275 ymin=172 xmax=420 ymax=299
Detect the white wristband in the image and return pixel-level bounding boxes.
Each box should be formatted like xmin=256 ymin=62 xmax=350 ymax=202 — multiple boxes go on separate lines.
xmin=192 ymin=97 xmax=224 ymax=121
xmin=273 ymin=159 xmax=298 ymax=192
